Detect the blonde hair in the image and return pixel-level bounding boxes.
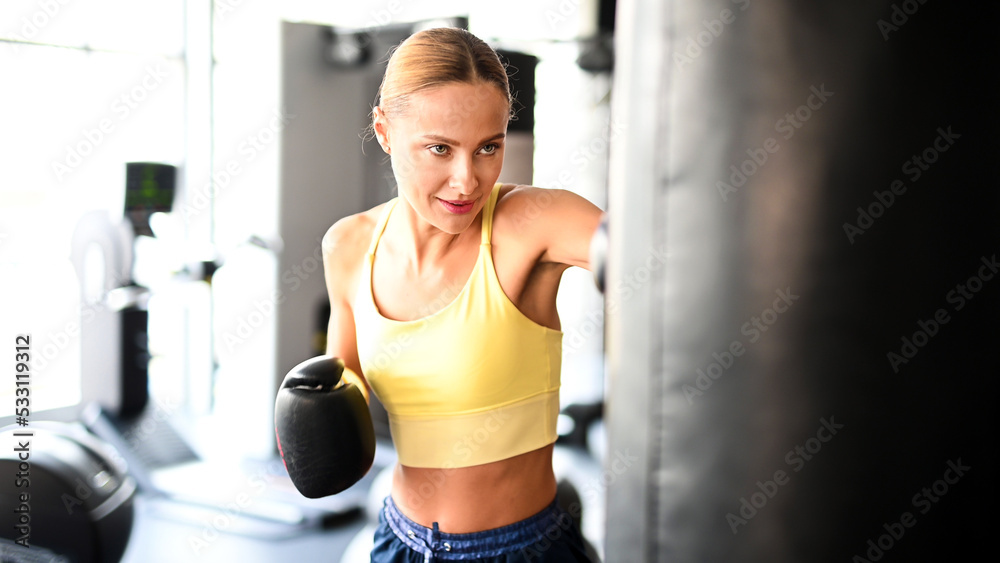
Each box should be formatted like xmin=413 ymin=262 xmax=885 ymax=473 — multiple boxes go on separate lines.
xmin=370 ymin=27 xmax=513 ymax=128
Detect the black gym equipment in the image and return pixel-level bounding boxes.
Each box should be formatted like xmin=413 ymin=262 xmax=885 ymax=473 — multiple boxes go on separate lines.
xmin=0 ymin=422 xmax=136 ymax=563
xmin=603 ymin=0 xmax=996 ymax=561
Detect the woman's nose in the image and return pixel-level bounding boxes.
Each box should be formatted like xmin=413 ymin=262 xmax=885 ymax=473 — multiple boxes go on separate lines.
xmin=449 ymin=155 xmax=478 ymax=194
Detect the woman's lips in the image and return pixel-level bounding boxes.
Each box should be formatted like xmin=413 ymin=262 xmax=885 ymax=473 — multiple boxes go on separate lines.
xmin=438 ymin=198 xmax=475 ymax=215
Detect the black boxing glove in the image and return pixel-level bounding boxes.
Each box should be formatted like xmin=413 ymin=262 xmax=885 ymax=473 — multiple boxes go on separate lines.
xmin=274 ymin=355 xmax=375 ymax=498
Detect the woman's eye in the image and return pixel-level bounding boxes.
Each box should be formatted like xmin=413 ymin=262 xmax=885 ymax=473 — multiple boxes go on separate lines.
xmin=429 ymin=145 xmax=448 ymax=155
xmin=480 ymin=143 xmax=499 ymax=155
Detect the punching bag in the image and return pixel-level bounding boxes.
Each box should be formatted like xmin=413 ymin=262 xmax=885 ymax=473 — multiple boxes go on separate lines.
xmin=603 ymin=0 xmax=997 ymax=561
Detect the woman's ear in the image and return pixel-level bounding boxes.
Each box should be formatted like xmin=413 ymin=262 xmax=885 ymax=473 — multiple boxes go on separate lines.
xmin=372 ymin=106 xmax=391 ymax=154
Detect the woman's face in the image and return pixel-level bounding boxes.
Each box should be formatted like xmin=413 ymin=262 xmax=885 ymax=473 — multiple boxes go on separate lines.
xmin=375 ymin=81 xmax=509 ymax=235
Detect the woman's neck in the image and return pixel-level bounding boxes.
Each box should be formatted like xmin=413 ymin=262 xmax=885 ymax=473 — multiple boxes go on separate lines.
xmin=388 ymin=201 xmax=479 ymax=275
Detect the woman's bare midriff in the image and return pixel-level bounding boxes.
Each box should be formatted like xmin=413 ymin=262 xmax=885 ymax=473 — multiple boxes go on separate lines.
xmin=389 ymin=443 xmax=558 ymax=533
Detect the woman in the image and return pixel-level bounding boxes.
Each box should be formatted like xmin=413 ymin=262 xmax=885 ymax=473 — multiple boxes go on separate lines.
xmin=322 ymin=27 xmax=604 ymax=562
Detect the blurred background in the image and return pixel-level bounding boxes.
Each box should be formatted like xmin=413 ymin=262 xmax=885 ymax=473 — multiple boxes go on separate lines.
xmin=1 ymin=1 xmax=614 ymax=561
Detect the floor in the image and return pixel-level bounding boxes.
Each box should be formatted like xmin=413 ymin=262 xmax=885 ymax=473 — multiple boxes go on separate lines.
xmin=120 ymin=490 xmax=369 ymax=563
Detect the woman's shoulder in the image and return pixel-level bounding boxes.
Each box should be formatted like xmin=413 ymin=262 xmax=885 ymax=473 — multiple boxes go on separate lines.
xmin=493 ymin=183 xmax=573 ymax=229
xmin=490 ymin=184 xmax=557 ymax=260
xmin=321 ymin=201 xmax=391 ymax=273
xmin=494 ymin=183 xmax=547 ymax=217
xmin=492 ymin=183 xmax=604 ymax=268
xmin=495 ymin=182 xmax=532 ymax=204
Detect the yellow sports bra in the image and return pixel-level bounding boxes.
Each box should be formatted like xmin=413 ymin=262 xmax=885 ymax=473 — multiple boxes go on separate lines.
xmin=353 ymin=183 xmax=563 ymax=468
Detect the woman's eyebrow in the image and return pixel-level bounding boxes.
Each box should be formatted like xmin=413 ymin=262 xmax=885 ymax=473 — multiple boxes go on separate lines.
xmin=420 ymin=133 xmax=506 ymax=145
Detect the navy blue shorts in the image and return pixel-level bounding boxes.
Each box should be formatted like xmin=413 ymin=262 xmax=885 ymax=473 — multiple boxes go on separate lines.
xmin=370 ymin=495 xmax=594 ymax=562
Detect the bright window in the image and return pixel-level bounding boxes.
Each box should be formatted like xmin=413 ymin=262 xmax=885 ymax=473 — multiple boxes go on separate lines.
xmin=0 ymin=1 xmax=185 ymax=416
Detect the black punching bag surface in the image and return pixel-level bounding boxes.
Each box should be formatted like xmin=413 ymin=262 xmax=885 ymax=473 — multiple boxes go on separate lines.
xmin=604 ymin=0 xmax=997 ymax=561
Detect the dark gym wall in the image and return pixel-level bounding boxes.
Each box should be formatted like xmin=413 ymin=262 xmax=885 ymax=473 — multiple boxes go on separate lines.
xmin=605 ymin=0 xmax=997 ymax=561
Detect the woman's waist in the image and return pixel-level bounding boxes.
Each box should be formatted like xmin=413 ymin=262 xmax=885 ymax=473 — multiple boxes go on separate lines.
xmin=390 ymin=444 xmax=557 ymax=533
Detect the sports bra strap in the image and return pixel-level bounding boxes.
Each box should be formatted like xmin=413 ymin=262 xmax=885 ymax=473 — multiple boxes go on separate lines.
xmin=481 ymin=184 xmax=502 ymax=245
xmin=367 ymin=197 xmax=399 ymax=256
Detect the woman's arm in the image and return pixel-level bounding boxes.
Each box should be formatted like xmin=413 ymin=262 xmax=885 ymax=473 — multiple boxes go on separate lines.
xmin=503 ymin=187 xmax=606 ymax=270
xmin=321 ymin=216 xmax=371 ymax=403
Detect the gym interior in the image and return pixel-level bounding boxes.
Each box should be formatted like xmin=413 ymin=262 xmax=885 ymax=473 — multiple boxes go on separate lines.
xmin=0 ymin=1 xmax=995 ymax=562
